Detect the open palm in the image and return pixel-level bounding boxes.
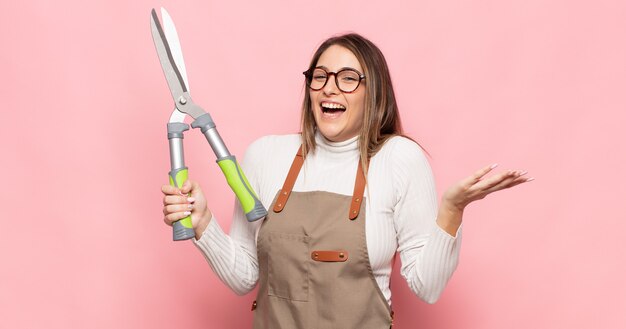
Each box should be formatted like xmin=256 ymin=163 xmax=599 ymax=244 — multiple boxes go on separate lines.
xmin=442 ymin=164 xmax=533 ymax=212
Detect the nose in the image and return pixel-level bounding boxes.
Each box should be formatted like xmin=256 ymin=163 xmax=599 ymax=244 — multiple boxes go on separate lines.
xmin=322 ymin=73 xmax=340 ymax=95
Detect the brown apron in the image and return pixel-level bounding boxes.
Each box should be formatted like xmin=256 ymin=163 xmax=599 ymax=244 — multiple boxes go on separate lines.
xmin=252 ymin=146 xmax=393 ymax=329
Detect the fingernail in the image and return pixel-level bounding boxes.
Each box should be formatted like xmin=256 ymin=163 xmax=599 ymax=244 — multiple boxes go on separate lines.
xmin=184 ymin=211 xmax=191 ymax=216
xmin=187 ymin=197 xmax=195 ymax=203
xmin=526 ymin=177 xmax=535 ymax=182
xmin=490 ymin=163 xmax=498 ymax=169
xmin=520 ymin=171 xmax=528 ymax=176
xmin=188 ymin=204 xmax=193 ymax=210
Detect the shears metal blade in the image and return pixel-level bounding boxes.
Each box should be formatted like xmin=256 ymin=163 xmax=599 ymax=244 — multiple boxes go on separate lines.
xmin=160 ymin=8 xmax=189 ymax=124
xmin=151 ymin=7 xmax=267 ymax=241
xmin=151 ymin=9 xmax=186 ymax=99
xmin=151 ymin=8 xmax=204 ymax=120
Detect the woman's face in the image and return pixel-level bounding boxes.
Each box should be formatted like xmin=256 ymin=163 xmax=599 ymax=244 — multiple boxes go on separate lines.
xmin=310 ymin=45 xmax=366 ymax=142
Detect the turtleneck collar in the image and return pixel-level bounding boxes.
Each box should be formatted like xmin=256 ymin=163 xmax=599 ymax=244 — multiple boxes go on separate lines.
xmin=314 ymin=130 xmax=359 ymax=155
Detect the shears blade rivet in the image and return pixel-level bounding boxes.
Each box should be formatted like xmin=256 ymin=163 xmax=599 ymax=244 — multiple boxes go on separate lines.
xmin=178 ymin=96 xmax=187 ymax=105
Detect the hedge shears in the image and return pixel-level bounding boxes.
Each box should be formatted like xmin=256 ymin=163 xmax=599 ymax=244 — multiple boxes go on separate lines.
xmin=150 ymin=7 xmax=267 ymax=241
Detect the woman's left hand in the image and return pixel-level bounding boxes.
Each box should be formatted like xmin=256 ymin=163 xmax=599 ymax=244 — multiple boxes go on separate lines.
xmin=442 ymin=164 xmax=533 ymax=213
xmin=435 ymin=164 xmax=532 ymax=236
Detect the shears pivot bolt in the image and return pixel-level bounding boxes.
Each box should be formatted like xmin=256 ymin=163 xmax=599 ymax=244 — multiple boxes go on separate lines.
xmin=178 ymin=96 xmax=187 ymax=105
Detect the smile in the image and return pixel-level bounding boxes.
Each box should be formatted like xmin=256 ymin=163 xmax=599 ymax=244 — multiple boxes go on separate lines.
xmin=321 ymin=101 xmax=346 ymax=113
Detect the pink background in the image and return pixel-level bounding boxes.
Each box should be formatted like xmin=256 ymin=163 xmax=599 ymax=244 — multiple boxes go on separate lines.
xmin=2 ymin=0 xmax=625 ymax=328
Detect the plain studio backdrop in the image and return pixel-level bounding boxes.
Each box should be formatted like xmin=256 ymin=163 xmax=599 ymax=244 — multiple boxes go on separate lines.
xmin=1 ymin=0 xmax=624 ymax=328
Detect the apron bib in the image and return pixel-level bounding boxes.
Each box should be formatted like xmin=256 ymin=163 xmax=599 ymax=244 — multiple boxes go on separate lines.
xmin=252 ymin=146 xmax=393 ymax=329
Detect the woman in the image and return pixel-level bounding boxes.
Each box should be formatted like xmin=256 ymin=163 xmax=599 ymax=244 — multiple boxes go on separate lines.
xmin=161 ymin=33 xmax=531 ymax=328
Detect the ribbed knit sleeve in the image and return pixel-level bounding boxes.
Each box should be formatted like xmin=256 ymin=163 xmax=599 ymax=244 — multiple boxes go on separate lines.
xmin=193 ymin=214 xmax=259 ymax=295
xmin=193 ymin=135 xmax=300 ymax=295
xmin=390 ymin=138 xmax=462 ymax=304
xmin=191 ymin=137 xmax=273 ymax=296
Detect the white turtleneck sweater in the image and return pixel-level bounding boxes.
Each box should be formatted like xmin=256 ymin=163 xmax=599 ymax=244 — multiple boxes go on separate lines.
xmin=193 ymin=133 xmax=461 ymax=305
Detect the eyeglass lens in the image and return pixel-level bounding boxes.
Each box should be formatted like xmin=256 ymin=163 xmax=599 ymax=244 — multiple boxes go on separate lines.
xmin=309 ymin=68 xmax=362 ymax=93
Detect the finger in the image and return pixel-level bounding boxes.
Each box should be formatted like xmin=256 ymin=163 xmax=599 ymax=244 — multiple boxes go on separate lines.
xmin=462 ymin=163 xmax=499 ymax=187
xmin=504 ymin=179 xmax=527 ymax=190
xmin=163 ymin=203 xmax=194 ymax=215
xmin=483 ymin=172 xmax=523 ymax=194
xmin=180 ymin=180 xmax=193 ymax=195
xmin=505 ymin=174 xmax=534 ymax=188
xmin=163 ymin=194 xmax=195 ymax=206
xmin=502 ymin=171 xmax=532 ymax=186
xmin=163 ymin=211 xmax=192 ymax=226
xmin=161 ymin=184 xmax=181 ymax=195
xmin=473 ymin=169 xmax=518 ymax=191
xmin=189 ymin=181 xmax=202 ymax=197
xmin=182 ymin=181 xmax=202 ymax=199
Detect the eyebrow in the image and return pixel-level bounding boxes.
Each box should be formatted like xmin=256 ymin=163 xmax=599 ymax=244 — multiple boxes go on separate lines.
xmin=315 ymin=65 xmax=362 ymax=72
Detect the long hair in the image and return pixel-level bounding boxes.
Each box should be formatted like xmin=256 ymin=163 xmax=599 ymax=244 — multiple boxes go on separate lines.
xmin=300 ymin=33 xmax=415 ymax=175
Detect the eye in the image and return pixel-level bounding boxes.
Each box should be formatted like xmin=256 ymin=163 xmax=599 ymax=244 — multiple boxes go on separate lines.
xmin=312 ymin=69 xmax=327 ymax=81
xmin=339 ymin=71 xmax=360 ymax=83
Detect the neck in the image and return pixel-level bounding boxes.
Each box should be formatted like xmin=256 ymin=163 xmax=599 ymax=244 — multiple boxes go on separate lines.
xmin=314 ymin=131 xmax=359 ymax=158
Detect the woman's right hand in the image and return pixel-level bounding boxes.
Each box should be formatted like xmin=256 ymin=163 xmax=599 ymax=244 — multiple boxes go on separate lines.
xmin=161 ymin=180 xmax=213 ymax=240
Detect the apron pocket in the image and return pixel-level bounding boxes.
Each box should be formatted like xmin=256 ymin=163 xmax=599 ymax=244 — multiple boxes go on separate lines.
xmin=266 ymin=231 xmax=310 ymax=302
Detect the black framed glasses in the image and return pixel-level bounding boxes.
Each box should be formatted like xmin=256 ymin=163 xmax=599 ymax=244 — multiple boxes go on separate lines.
xmin=303 ymin=67 xmax=366 ymax=93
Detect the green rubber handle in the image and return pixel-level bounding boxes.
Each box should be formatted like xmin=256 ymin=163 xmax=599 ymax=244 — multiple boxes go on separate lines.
xmin=169 ymin=167 xmax=195 ymax=240
xmin=217 ymin=156 xmax=267 ymax=221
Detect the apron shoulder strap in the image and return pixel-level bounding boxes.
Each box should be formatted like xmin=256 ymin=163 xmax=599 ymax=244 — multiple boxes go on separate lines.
xmin=272 ymin=144 xmax=368 ymax=220
xmin=349 ymin=162 xmax=367 ymax=220
xmin=273 ymin=145 xmax=304 ymax=213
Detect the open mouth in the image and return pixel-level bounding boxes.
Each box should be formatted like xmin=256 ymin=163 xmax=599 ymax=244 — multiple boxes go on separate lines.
xmin=321 ymin=102 xmax=346 ymax=114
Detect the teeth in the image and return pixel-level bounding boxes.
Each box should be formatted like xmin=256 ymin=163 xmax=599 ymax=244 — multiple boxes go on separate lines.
xmin=321 ymin=102 xmax=346 ymax=109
